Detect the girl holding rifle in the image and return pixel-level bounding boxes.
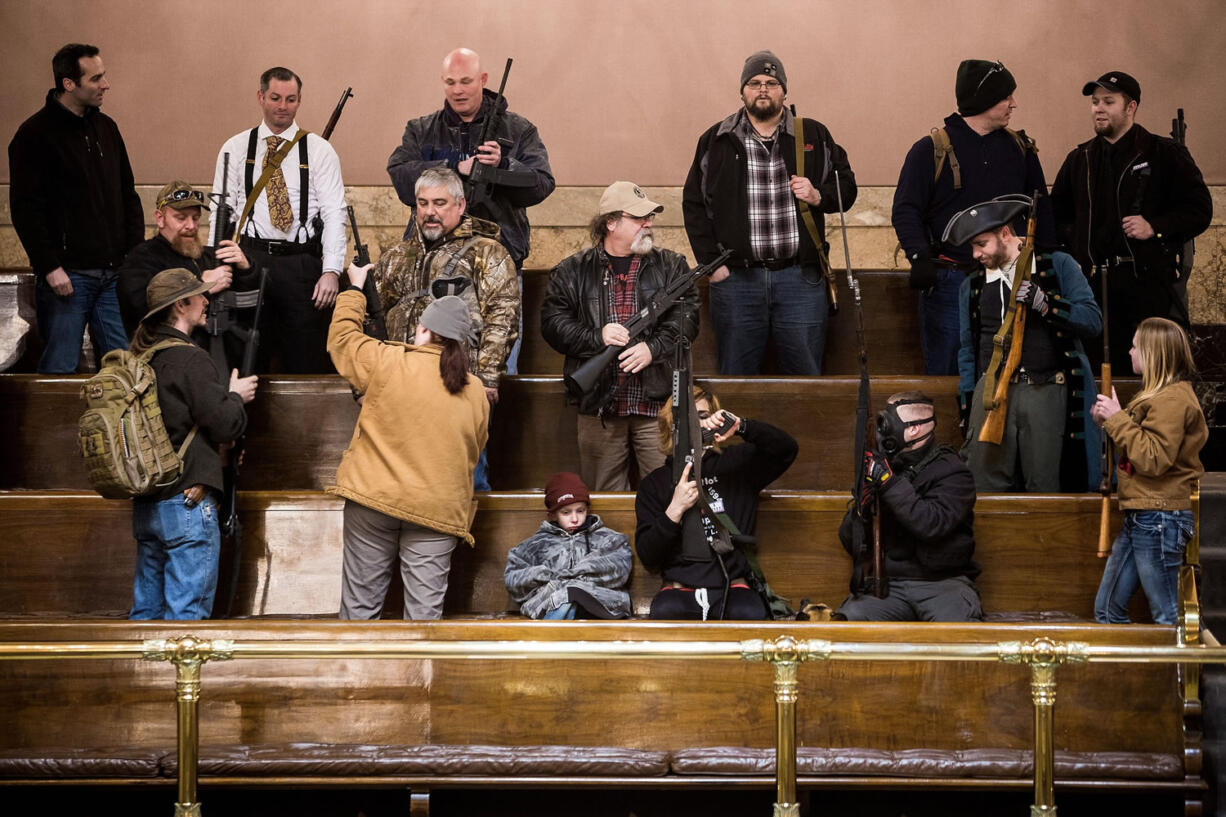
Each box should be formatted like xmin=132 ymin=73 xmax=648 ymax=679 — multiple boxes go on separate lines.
xmin=1091 ymin=317 xmax=1207 ymax=625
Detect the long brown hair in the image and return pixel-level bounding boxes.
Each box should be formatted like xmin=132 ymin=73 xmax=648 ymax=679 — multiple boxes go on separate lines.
xmin=437 ymin=335 xmax=470 ymax=395
xmin=129 ymin=305 xmax=174 ymax=356
xmin=656 ymin=383 xmax=722 ymax=455
xmin=1132 ymin=317 xmax=1196 ymax=403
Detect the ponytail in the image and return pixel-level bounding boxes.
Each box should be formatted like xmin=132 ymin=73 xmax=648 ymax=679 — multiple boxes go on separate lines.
xmin=438 ymin=336 xmax=470 ymax=395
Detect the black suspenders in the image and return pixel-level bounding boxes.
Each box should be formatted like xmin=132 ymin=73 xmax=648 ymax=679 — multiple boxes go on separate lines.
xmin=243 ymin=128 xmax=312 ymax=239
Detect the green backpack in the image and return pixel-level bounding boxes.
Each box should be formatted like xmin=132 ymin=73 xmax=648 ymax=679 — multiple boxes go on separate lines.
xmin=78 ymin=339 xmax=198 ymax=499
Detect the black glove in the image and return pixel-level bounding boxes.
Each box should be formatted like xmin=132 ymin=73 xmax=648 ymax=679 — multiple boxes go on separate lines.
xmin=1015 ymin=279 xmax=1048 ymax=314
xmin=859 ymin=450 xmax=894 ymax=509
xmin=908 ymin=252 xmax=939 ymax=291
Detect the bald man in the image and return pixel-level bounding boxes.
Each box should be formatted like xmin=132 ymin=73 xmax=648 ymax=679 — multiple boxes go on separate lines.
xmin=387 ymin=48 xmax=554 ymax=275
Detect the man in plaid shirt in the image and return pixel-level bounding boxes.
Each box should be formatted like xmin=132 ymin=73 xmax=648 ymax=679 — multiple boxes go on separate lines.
xmin=542 ymin=182 xmax=699 ymax=490
xmin=683 ymin=50 xmax=856 ymax=375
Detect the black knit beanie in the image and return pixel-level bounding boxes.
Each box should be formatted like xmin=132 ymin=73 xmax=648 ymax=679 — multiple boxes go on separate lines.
xmin=956 ymin=59 xmax=1016 ymax=116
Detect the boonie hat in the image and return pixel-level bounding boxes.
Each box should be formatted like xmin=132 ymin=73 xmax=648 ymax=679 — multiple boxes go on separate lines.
xmin=598 ymin=181 xmax=663 ymax=219
xmin=156 ymin=180 xmax=210 ymax=211
xmin=143 ymin=268 xmax=212 ymax=321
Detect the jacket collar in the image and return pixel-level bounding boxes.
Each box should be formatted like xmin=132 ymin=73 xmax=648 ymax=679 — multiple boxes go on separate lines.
xmin=716 ymin=106 xmax=796 ymax=140
xmin=442 ymin=88 xmax=509 ymax=127
xmin=1077 ymin=122 xmax=1152 ymax=154
xmin=44 ymin=88 xmax=96 ymax=123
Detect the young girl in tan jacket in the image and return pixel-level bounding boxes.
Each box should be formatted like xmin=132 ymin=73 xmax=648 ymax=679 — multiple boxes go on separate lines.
xmin=1091 ymin=317 xmax=1208 ymax=625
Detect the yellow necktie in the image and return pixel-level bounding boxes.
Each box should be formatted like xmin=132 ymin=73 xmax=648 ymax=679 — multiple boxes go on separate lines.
xmin=263 ymin=135 xmax=294 ymax=232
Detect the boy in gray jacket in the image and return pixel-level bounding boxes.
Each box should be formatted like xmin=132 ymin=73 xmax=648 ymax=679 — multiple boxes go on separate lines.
xmin=505 ymin=473 xmax=632 ymax=619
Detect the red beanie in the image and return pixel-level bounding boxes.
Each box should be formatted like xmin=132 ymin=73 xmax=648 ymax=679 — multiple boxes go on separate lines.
xmin=544 ymin=472 xmax=590 ymax=513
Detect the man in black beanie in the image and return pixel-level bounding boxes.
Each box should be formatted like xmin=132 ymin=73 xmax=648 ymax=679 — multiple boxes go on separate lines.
xmin=683 ymin=50 xmax=856 ymax=375
xmin=892 ymin=59 xmax=1053 ymax=377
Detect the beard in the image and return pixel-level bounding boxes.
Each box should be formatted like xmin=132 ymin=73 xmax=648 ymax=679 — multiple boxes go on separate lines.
xmin=419 ymin=219 xmax=445 ymax=242
xmin=629 ymin=228 xmax=654 ymax=256
xmin=170 ymin=231 xmax=204 ymax=259
xmin=744 ymin=95 xmax=783 ymax=123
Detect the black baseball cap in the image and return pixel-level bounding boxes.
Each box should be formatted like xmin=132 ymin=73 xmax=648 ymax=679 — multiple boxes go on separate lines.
xmin=1082 ymin=71 xmax=1141 ymax=103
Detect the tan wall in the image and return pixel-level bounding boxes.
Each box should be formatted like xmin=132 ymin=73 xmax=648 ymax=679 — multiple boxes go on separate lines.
xmin=3 ymin=0 xmax=1224 ymax=187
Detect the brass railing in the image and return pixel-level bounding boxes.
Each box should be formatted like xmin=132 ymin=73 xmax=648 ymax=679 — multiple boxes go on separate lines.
xmin=3 ymin=634 xmax=1226 ymax=817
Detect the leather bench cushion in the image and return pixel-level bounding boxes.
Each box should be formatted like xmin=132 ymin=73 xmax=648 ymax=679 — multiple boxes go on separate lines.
xmin=162 ymin=743 xmax=670 ymax=777
xmin=670 ymin=747 xmax=1183 ymax=780
xmin=0 ymin=746 xmax=166 ymax=778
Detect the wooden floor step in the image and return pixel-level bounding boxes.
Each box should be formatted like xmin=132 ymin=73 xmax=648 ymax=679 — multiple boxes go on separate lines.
xmin=0 ymin=490 xmax=1145 ymax=622
xmin=0 ymin=374 xmax=1141 ymax=493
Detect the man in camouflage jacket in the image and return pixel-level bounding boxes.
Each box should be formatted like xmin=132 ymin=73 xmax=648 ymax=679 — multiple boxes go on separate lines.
xmin=373 ymin=167 xmax=520 ymax=399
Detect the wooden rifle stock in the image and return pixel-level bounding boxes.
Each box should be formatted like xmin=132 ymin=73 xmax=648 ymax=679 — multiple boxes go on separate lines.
xmin=1098 ymin=362 xmax=1114 ymax=557
xmin=871 ymin=499 xmax=885 ymax=598
xmin=977 ymin=197 xmax=1039 ymax=444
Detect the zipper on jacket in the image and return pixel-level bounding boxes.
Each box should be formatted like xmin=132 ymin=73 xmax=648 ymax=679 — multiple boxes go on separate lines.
xmin=1114 ymin=150 xmax=1143 ymax=264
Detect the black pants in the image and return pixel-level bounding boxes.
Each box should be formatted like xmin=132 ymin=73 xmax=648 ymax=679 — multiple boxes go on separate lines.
xmin=648 ymin=584 xmax=768 ymax=621
xmin=1087 ymin=262 xmax=1184 ymax=376
xmin=241 ymin=245 xmax=334 ymax=374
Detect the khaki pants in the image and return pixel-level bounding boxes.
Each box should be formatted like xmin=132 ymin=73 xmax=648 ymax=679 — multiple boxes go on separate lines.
xmin=576 ymin=413 xmax=665 ymax=491
xmin=963 ymin=376 xmax=1067 ymax=492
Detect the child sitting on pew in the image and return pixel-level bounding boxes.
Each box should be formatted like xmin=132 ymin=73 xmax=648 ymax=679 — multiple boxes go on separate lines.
xmin=504 ymin=473 xmax=633 ymax=619
xmin=1091 ymin=317 xmax=1208 ymax=625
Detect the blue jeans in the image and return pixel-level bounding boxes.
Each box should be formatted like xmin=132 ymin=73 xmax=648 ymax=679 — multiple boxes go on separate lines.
xmin=130 ymin=493 xmax=222 ymax=620
xmin=1095 ymin=509 xmax=1193 ymax=625
xmin=35 ymin=269 xmax=128 ymax=373
xmin=542 ymin=603 xmax=578 ymax=620
xmin=707 ymin=264 xmax=828 ymax=375
xmin=917 ymin=268 xmax=962 ymax=376
xmin=473 ymin=448 xmax=491 ymax=492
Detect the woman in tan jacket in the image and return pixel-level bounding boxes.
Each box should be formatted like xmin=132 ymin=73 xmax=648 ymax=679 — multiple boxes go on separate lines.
xmin=328 ymin=264 xmax=489 ymax=620
xmin=1091 ymin=317 xmax=1207 ymax=625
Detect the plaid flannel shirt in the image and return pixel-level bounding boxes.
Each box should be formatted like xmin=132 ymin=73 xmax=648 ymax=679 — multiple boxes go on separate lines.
xmin=744 ymin=130 xmax=800 ymax=263
xmin=607 ymin=256 xmax=661 ymax=418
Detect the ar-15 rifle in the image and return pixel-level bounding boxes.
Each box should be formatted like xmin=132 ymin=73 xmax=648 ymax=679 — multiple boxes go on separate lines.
xmin=216 ymin=267 xmax=268 ymax=618
xmin=465 ymin=58 xmax=537 ymax=210
xmin=1171 ymin=109 xmax=1195 ymax=280
xmin=566 ymin=249 xmax=732 ymax=397
xmin=978 ymin=193 xmax=1040 ymax=445
xmin=213 ymin=152 xmax=236 ymax=245
xmin=347 ymin=205 xmax=387 ymax=340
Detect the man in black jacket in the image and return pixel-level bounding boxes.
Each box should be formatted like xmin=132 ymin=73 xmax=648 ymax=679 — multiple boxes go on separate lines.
xmin=682 ymin=50 xmax=855 ymax=375
xmin=635 ymin=384 xmax=798 ymax=620
xmin=836 ymin=392 xmax=982 ymax=622
xmin=118 ymin=181 xmax=254 ymax=337
xmin=128 ymin=269 xmax=258 ymax=620
xmin=8 ymin=43 xmax=143 ymax=373
xmin=541 ymin=181 xmax=699 ymax=491
xmin=1050 ymin=71 xmax=1212 ymax=374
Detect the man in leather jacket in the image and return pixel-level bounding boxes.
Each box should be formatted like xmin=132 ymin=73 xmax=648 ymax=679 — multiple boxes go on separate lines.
xmin=541 ymin=182 xmax=699 ymax=491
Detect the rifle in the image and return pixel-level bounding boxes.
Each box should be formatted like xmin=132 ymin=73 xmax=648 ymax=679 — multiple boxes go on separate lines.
xmin=1097 ymin=266 xmax=1114 ymax=558
xmin=566 ymin=249 xmax=732 ymax=397
xmin=212 ymin=152 xmax=236 ymax=245
xmin=322 ymin=87 xmax=353 ymax=141
xmin=465 ymin=59 xmax=536 ymax=210
xmin=1171 ymin=109 xmax=1195 ymax=280
xmin=346 ymin=205 xmax=387 ymax=340
xmin=217 ymin=266 xmax=268 ymax=618
xmin=978 ymin=193 xmax=1040 ymax=445
xmin=837 ymin=170 xmax=884 ymax=598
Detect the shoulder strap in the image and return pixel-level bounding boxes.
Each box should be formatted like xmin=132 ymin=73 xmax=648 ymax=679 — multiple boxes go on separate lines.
xmin=789 ymin=112 xmax=837 ymax=291
xmin=1005 ymin=127 xmax=1037 ymax=156
xmin=234 ymin=130 xmax=308 ymax=239
xmin=137 ymin=339 xmax=198 ymax=462
xmin=244 ymin=128 xmax=258 ymax=197
xmin=929 ymin=127 xmax=961 ymax=190
xmin=298 ymin=134 xmax=310 ymax=227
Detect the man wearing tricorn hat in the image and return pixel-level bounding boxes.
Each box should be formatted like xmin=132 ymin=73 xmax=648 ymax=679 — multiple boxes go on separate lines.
xmin=542 ymin=181 xmax=698 ymax=490
xmin=1050 ymin=71 xmax=1212 ymax=374
xmin=947 ymin=196 xmax=1100 ymax=492
xmin=118 ymin=180 xmax=253 ymax=338
xmin=127 ymin=269 xmax=259 ymax=620
xmin=893 ymin=59 xmax=1054 ymax=376
xmin=683 ymin=50 xmax=856 ymax=375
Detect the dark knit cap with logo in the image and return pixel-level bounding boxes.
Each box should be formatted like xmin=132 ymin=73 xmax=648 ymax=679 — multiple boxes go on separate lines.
xmin=544 ymin=472 xmax=590 ymax=513
xmin=741 ymin=50 xmax=787 ymax=93
xmin=955 ymin=59 xmax=1016 ymax=116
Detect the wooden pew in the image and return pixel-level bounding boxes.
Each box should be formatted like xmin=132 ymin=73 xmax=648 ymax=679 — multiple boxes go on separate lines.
xmin=518 ymin=268 xmax=925 ymax=376
xmin=0 ymin=491 xmax=1145 ymax=622
xmin=0 ymin=619 xmax=1195 ymax=812
xmin=0 ymin=374 xmax=1138 ymax=492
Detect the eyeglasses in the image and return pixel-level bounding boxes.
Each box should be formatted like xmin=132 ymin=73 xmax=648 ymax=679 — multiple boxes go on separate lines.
xmin=745 ymin=80 xmax=782 ymax=91
xmin=975 ymin=61 xmax=1007 ymax=94
xmin=157 ymin=189 xmax=205 ymax=209
xmin=622 ymin=212 xmax=656 ymax=224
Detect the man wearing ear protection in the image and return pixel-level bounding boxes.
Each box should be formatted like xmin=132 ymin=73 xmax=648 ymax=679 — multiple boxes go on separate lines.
xmin=835 ymin=392 xmax=982 ymax=622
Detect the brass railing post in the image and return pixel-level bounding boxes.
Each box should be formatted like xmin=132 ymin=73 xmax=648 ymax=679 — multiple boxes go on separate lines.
xmin=1000 ymin=638 xmax=1088 ymax=817
xmin=144 ymin=636 xmax=234 ymax=817
xmin=743 ymin=636 xmax=830 ymax=817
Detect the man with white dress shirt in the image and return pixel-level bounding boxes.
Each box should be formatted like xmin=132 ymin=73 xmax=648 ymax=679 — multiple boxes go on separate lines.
xmin=210 ymin=66 xmax=347 ymax=373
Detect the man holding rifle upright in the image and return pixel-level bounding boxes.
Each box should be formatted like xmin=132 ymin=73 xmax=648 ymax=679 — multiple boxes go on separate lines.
xmin=541 ymin=182 xmax=699 ymax=491
xmin=949 ymin=197 xmax=1101 ymax=493
xmin=1050 ymin=71 xmax=1212 ymax=373
xmin=210 ymin=67 xmax=347 ymax=374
